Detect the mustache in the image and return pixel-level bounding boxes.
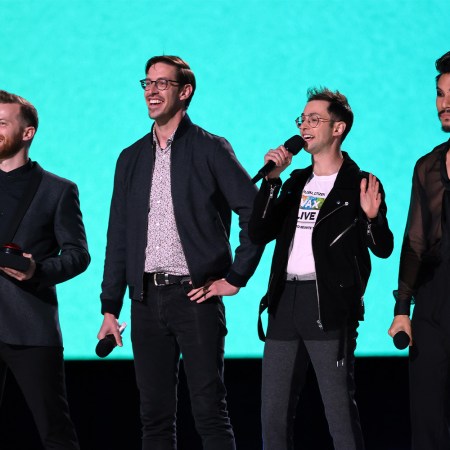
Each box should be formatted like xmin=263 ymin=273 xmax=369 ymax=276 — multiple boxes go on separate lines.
xmin=438 ymin=108 xmax=450 ymax=117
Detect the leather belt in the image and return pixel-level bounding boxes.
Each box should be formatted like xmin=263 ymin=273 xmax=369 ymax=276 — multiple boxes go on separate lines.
xmin=145 ymin=272 xmax=191 ymax=287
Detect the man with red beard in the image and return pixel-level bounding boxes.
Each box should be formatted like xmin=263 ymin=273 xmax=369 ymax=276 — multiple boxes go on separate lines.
xmin=388 ymin=51 xmax=450 ymax=449
xmin=97 ymin=56 xmax=263 ymax=450
xmin=0 ymin=90 xmax=89 ymax=449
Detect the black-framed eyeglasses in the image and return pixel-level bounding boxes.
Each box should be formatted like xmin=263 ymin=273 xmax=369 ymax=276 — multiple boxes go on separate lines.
xmin=295 ymin=113 xmax=333 ymax=129
xmin=140 ymin=78 xmax=180 ymax=91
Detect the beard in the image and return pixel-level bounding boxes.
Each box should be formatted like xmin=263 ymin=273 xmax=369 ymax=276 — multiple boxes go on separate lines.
xmin=0 ymin=130 xmax=24 ymax=160
xmin=439 ymin=109 xmax=450 ymax=133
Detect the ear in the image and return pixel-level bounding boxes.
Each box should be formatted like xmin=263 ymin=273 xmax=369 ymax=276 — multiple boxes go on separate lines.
xmin=179 ymin=84 xmax=193 ymax=102
xmin=333 ymin=121 xmax=346 ymax=137
xmin=22 ymin=126 xmax=36 ymax=143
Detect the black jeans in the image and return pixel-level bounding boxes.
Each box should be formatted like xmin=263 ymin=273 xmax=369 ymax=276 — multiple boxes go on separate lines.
xmin=131 ymin=281 xmax=235 ymax=450
xmin=0 ymin=342 xmax=80 ymax=450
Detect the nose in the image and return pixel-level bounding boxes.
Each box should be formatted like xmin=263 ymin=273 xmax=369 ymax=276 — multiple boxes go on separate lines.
xmin=443 ymin=93 xmax=450 ymax=109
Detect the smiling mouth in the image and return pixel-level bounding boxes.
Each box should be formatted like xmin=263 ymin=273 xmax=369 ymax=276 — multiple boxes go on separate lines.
xmin=302 ymin=134 xmax=314 ymax=142
xmin=148 ymin=98 xmax=163 ymax=106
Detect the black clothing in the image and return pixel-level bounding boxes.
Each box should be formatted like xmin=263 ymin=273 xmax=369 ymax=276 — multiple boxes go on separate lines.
xmin=100 ymin=115 xmax=262 ymax=449
xmin=101 ymin=115 xmax=263 ymax=318
xmin=132 ymin=281 xmax=235 ymax=450
xmin=395 ymin=139 xmax=450 ymax=315
xmin=0 ymin=160 xmax=89 ymax=449
xmin=0 ymin=344 xmax=79 ymax=450
xmin=395 ymin=138 xmax=450 ymax=449
xmin=249 ymin=152 xmax=393 ymax=333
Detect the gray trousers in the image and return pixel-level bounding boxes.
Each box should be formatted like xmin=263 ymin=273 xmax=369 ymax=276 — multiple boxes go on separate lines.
xmin=261 ymin=338 xmax=364 ymax=450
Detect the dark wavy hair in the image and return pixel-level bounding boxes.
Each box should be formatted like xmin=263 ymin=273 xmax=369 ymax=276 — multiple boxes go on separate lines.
xmin=306 ymin=87 xmax=353 ymax=142
xmin=436 ymin=51 xmax=450 ymax=83
xmin=145 ymin=55 xmax=196 ymax=109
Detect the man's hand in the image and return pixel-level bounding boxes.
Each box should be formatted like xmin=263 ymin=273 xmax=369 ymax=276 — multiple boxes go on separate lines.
xmin=188 ymin=278 xmax=240 ymax=303
xmin=264 ymin=145 xmax=293 ymax=180
xmin=388 ymin=315 xmax=412 ymax=346
xmin=360 ymin=174 xmax=381 ymax=220
xmin=97 ymin=312 xmax=123 ymax=347
xmin=0 ymin=252 xmax=36 ymax=281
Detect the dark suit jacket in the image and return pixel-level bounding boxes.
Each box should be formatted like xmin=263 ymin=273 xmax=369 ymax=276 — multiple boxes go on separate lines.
xmin=100 ymin=115 xmax=264 ymax=318
xmin=0 ymin=162 xmax=90 ymax=346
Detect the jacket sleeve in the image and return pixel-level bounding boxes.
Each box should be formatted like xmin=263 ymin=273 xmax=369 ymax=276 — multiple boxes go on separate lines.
xmin=358 ymin=177 xmax=394 ymax=260
xmin=100 ymin=154 xmax=128 ymax=317
xmin=394 ymin=165 xmax=425 ymax=316
xmin=210 ymin=138 xmax=265 ymax=287
xmin=248 ymin=178 xmax=283 ymax=244
xmin=33 ymin=182 xmax=90 ymax=287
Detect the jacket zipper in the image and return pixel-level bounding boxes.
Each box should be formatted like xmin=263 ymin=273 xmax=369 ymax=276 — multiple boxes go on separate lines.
xmin=329 ymin=218 xmax=358 ymax=247
xmin=367 ymin=221 xmax=376 ymax=245
xmin=262 ymin=184 xmax=276 ymax=219
xmin=354 ymin=255 xmax=364 ymax=311
xmin=313 ymin=201 xmax=349 ymax=330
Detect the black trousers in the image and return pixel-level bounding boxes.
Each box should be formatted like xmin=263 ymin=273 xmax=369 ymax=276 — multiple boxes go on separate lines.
xmin=0 ymin=342 xmax=79 ymax=450
xmin=131 ymin=280 xmax=235 ymax=450
xmin=410 ymin=262 xmax=450 ymax=450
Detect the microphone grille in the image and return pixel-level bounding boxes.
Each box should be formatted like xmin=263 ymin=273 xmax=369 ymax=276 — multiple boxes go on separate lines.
xmin=284 ymin=135 xmax=305 ymax=155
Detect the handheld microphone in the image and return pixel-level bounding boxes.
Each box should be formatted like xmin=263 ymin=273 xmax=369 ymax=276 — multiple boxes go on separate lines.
xmin=95 ymin=322 xmax=127 ymax=358
xmin=393 ymin=331 xmax=410 ymax=350
xmin=251 ymin=135 xmax=305 ymax=184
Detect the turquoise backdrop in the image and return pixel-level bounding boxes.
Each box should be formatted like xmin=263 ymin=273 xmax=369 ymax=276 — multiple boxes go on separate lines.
xmin=2 ymin=0 xmax=450 ymax=358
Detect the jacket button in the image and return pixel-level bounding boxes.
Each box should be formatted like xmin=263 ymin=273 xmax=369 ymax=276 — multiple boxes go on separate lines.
xmin=339 ymin=283 xmax=344 ymax=287
xmin=336 ymin=200 xmax=341 ymax=205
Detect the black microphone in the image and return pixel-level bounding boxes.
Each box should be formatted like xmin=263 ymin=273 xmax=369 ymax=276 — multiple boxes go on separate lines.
xmin=393 ymin=331 xmax=410 ymax=350
xmin=95 ymin=322 xmax=127 ymax=358
xmin=251 ymin=135 xmax=305 ymax=184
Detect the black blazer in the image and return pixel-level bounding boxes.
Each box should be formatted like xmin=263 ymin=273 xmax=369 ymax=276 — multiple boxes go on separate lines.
xmin=100 ymin=115 xmax=264 ymax=318
xmin=0 ymin=163 xmax=90 ymax=346
xmin=249 ymin=152 xmax=394 ymax=332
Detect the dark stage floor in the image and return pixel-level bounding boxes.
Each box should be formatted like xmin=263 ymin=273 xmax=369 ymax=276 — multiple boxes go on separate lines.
xmin=0 ymin=357 xmax=410 ymax=450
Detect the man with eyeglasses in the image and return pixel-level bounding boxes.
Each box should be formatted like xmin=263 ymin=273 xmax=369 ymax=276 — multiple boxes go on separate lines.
xmin=96 ymin=55 xmax=263 ymax=450
xmin=249 ymin=87 xmax=393 ymax=449
xmin=388 ymin=51 xmax=450 ymax=450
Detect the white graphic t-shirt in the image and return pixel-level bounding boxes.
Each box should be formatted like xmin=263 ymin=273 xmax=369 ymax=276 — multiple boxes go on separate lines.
xmin=286 ymin=172 xmax=338 ymax=276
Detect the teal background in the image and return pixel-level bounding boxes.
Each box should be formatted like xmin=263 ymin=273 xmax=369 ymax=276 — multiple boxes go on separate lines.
xmin=2 ymin=0 xmax=450 ymax=358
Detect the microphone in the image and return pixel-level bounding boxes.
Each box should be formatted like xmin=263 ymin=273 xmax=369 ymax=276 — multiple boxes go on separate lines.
xmin=393 ymin=331 xmax=410 ymax=350
xmin=95 ymin=322 xmax=127 ymax=358
xmin=251 ymin=135 xmax=305 ymax=184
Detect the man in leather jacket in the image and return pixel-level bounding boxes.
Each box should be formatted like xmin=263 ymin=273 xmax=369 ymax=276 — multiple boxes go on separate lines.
xmin=388 ymin=50 xmax=450 ymax=449
xmin=249 ymin=87 xmax=393 ymax=450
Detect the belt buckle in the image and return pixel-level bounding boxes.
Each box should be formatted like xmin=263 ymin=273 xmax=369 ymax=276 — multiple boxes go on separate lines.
xmin=153 ymin=272 xmax=170 ymax=286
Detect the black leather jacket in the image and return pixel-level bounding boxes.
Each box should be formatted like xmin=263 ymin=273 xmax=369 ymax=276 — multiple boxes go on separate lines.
xmin=249 ymin=152 xmax=393 ymax=334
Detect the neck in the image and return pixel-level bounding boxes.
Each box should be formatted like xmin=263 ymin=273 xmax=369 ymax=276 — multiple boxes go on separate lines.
xmin=312 ymin=148 xmax=343 ymax=176
xmin=0 ymin=149 xmax=29 ymax=172
xmin=154 ymin=110 xmax=185 ymax=148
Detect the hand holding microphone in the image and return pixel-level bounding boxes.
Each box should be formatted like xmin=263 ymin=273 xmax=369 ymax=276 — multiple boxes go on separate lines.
xmin=251 ymin=135 xmax=305 ymax=184
xmin=96 ymin=321 xmax=127 ymax=358
xmin=388 ymin=315 xmax=412 ymax=350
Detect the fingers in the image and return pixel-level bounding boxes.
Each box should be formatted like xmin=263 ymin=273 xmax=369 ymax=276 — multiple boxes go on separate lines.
xmin=188 ymin=284 xmax=212 ymax=303
xmin=264 ymin=145 xmax=292 ymax=167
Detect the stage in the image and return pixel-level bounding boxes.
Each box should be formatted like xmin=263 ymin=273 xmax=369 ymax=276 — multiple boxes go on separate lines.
xmin=0 ymin=357 xmax=410 ymax=450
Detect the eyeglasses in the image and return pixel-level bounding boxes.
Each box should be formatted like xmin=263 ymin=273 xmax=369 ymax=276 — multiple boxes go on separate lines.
xmin=295 ymin=113 xmax=333 ymax=129
xmin=140 ymin=78 xmax=180 ymax=91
